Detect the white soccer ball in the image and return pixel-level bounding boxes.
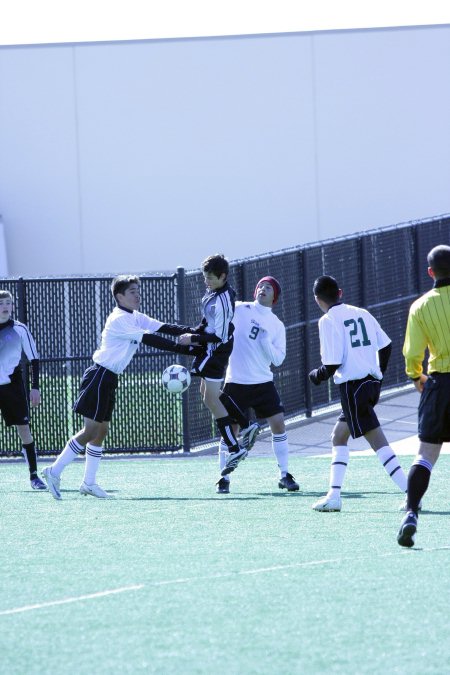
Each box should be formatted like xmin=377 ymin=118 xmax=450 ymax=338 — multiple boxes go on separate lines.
xmin=161 ymin=364 xmax=191 ymax=394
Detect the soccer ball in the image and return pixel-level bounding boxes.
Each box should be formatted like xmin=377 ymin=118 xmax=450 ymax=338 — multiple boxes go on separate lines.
xmin=161 ymin=364 xmax=191 ymax=394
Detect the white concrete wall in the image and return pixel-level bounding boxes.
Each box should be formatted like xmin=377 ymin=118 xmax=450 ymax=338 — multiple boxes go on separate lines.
xmin=1 ymin=25 xmax=449 ymax=276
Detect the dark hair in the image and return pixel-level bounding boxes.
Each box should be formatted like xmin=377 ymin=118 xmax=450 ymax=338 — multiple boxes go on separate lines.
xmin=427 ymin=245 xmax=450 ymax=278
xmin=0 ymin=290 xmax=13 ymax=300
xmin=201 ymin=254 xmax=229 ymax=278
xmin=313 ymin=275 xmax=340 ymax=304
xmin=111 ymin=275 xmax=140 ymax=300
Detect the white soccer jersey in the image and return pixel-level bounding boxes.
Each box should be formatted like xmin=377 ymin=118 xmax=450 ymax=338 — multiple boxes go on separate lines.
xmin=225 ymin=301 xmax=286 ymax=384
xmin=318 ymin=303 xmax=391 ymax=384
xmin=93 ymin=307 xmax=164 ymax=374
xmin=0 ymin=320 xmax=39 ymax=385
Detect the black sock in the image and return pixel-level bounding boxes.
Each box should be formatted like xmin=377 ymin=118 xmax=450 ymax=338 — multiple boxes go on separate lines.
xmin=22 ymin=441 xmax=38 ymax=477
xmin=219 ymin=391 xmax=249 ymax=429
xmin=407 ymin=464 xmax=431 ymax=514
xmin=216 ymin=415 xmax=239 ymax=452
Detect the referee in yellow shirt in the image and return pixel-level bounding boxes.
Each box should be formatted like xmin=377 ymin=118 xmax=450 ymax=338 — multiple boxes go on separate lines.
xmin=397 ymin=244 xmax=450 ymax=547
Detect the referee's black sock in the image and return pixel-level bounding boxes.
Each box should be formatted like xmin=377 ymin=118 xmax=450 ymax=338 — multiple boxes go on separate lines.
xmin=22 ymin=441 xmax=38 ymax=477
xmin=407 ymin=461 xmax=432 ymax=514
xmin=219 ymin=392 xmax=249 ymax=429
xmin=216 ymin=416 xmax=240 ymax=452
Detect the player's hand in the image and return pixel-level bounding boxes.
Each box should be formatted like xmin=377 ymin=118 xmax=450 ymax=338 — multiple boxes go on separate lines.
xmin=413 ymin=374 xmax=428 ymax=393
xmin=30 ymin=389 xmax=41 ymax=407
xmin=178 ymin=334 xmax=192 ymax=346
xmin=309 ymin=369 xmax=321 ymax=386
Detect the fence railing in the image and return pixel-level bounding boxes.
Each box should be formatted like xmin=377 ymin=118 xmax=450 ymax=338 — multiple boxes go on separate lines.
xmin=1 ymin=214 xmax=449 ymax=457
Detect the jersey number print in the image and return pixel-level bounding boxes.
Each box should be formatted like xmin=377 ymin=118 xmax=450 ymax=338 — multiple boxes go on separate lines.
xmin=249 ymin=326 xmax=260 ymax=340
xmin=344 ymin=318 xmax=371 ymax=348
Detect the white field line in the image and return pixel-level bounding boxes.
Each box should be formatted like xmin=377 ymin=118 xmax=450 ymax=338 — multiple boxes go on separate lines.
xmin=0 ymin=584 xmax=144 ymax=617
xmin=3 ymin=547 xmax=449 ymax=616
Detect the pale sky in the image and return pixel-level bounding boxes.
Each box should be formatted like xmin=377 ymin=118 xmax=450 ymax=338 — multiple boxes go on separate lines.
xmin=1 ymin=0 xmax=449 ymax=46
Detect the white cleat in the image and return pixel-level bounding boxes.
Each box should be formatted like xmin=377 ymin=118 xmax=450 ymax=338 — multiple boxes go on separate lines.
xmin=312 ymin=495 xmax=342 ymax=512
xmin=241 ymin=422 xmax=261 ymax=450
xmin=79 ymin=482 xmax=111 ymax=499
xmin=41 ymin=466 xmax=62 ymax=500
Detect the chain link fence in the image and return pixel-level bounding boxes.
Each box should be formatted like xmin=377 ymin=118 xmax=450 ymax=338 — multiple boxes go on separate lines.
xmin=1 ymin=214 xmax=449 ymax=457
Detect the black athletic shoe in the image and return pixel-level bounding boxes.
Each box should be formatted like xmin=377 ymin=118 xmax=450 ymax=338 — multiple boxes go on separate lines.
xmin=30 ymin=475 xmax=47 ymax=490
xmin=397 ymin=510 xmax=418 ymax=548
xmin=221 ymin=446 xmax=248 ymax=476
xmin=216 ymin=477 xmax=230 ymax=494
xmin=278 ymin=473 xmax=300 ymax=492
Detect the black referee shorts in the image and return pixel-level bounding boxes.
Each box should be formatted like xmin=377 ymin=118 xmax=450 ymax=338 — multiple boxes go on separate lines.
xmin=338 ymin=375 xmax=381 ymax=439
xmin=418 ymin=372 xmax=450 ymax=443
xmin=0 ymin=369 xmax=30 ymax=426
xmin=223 ymin=381 xmax=284 ymax=420
xmin=73 ymin=364 xmax=118 ymax=423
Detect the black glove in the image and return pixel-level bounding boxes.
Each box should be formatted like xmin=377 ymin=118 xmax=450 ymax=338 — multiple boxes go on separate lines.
xmin=309 ymin=369 xmax=321 ymax=386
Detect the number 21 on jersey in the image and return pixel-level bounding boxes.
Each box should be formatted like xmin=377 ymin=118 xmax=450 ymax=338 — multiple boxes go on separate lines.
xmin=344 ymin=318 xmax=371 ymax=348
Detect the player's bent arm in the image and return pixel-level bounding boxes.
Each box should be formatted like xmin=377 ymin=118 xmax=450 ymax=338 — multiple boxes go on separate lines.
xmin=156 ymin=323 xmax=196 ymax=336
xmin=259 ymin=332 xmax=286 ymax=366
xmin=141 ymin=332 xmax=196 ymax=355
xmin=378 ymin=343 xmax=392 ymax=375
xmin=402 ymin=313 xmax=428 ymax=379
xmin=309 ymin=364 xmax=340 ymax=386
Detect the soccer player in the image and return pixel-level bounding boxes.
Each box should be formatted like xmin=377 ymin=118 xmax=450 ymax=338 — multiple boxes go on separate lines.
xmin=178 ymin=254 xmax=258 ymax=475
xmin=42 ymin=274 xmax=196 ymax=500
xmin=215 ymin=276 xmax=299 ymax=494
xmin=309 ymin=275 xmax=407 ymax=511
xmin=397 ymin=245 xmax=450 ymax=547
xmin=0 ymin=289 xmax=46 ymax=490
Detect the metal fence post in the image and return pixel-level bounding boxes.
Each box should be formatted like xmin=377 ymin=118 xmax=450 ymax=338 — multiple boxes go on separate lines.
xmin=359 ymin=236 xmax=366 ymax=308
xmin=301 ymin=249 xmax=312 ymax=417
xmin=176 ymin=267 xmax=191 ymax=453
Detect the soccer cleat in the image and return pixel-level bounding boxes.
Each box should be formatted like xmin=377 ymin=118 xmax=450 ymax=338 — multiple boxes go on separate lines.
xmin=397 ymin=510 xmax=418 ymax=548
xmin=79 ymin=482 xmax=111 ymax=499
xmin=41 ymin=466 xmax=62 ymax=500
xmin=221 ymin=446 xmax=248 ymax=476
xmin=216 ymin=477 xmax=230 ymax=494
xmin=399 ymin=498 xmax=422 ymax=512
xmin=30 ymin=475 xmax=47 ymax=490
xmin=312 ymin=495 xmax=342 ymax=512
xmin=278 ymin=473 xmax=300 ymax=492
xmin=241 ymin=422 xmax=261 ymax=450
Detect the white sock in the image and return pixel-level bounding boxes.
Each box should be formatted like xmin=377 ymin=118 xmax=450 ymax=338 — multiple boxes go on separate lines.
xmin=272 ymin=433 xmax=289 ymax=477
xmin=218 ymin=440 xmax=230 ymax=480
xmin=83 ymin=443 xmax=103 ymax=485
xmin=328 ymin=446 xmax=349 ymax=499
xmin=51 ymin=438 xmax=84 ymax=477
xmin=376 ymin=445 xmax=408 ymax=492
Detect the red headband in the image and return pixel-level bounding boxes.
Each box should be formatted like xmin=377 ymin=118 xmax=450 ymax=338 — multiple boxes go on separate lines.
xmin=254 ymin=276 xmax=282 ymax=304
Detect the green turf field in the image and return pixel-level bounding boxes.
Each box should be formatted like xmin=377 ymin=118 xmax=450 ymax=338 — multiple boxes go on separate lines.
xmin=1 ymin=454 xmax=448 ymax=674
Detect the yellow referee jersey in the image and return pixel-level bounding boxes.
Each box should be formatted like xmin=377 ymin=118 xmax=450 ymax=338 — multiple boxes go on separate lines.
xmin=403 ymin=280 xmax=450 ymax=379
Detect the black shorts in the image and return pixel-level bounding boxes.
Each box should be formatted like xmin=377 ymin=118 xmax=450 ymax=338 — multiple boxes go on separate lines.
xmin=222 ymin=381 xmax=284 ymax=420
xmin=418 ymin=372 xmax=450 ymax=443
xmin=338 ymin=375 xmax=381 ymax=439
xmin=190 ymin=340 xmax=233 ymax=381
xmin=73 ymin=364 xmax=118 ymax=423
xmin=0 ymin=369 xmax=30 ymax=426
